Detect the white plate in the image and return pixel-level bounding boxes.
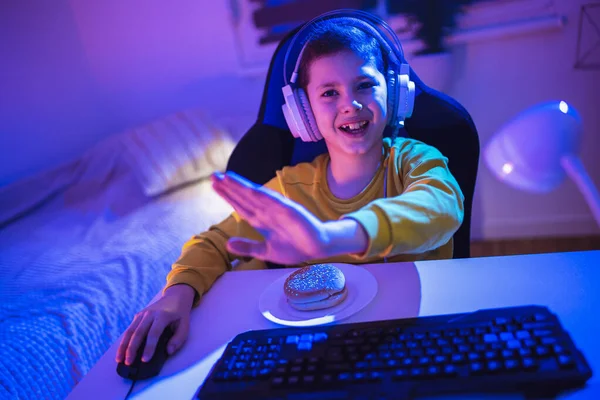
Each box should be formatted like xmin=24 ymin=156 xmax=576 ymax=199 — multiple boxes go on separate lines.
xmin=259 ymin=264 xmax=378 ymax=327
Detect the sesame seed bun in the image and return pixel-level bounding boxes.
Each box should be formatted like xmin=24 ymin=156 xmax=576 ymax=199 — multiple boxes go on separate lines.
xmin=284 ymin=264 xmax=347 ymax=311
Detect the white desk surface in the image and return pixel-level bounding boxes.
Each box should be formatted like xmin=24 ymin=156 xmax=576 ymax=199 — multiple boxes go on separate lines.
xmin=67 ymin=250 xmax=600 ymax=399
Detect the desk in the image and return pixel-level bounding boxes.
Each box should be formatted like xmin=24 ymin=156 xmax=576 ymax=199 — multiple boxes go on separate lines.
xmin=67 ymin=251 xmax=600 ymax=399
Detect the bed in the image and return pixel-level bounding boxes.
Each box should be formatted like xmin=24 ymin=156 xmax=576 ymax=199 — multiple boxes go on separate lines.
xmin=0 ymin=109 xmax=237 ymax=399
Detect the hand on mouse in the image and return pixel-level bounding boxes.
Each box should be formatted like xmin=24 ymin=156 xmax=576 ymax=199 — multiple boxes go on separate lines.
xmin=116 ymin=284 xmax=195 ymax=365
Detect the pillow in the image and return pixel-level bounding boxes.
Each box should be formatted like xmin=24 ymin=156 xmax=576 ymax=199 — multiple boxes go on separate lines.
xmin=120 ymin=108 xmax=236 ymax=197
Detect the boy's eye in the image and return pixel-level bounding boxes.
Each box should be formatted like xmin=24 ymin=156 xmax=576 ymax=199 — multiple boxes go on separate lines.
xmin=322 ymin=89 xmax=337 ymax=97
xmin=359 ymin=81 xmax=376 ymax=89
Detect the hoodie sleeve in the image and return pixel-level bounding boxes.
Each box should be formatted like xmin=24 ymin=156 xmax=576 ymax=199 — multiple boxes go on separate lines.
xmin=342 ymin=140 xmax=465 ymax=259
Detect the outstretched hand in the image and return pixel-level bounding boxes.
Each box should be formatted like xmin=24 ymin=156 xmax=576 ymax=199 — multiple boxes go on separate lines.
xmin=210 ymin=171 xmax=332 ymax=265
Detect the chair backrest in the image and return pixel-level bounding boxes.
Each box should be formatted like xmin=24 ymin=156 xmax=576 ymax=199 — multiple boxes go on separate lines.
xmin=226 ymin=25 xmax=480 ymax=259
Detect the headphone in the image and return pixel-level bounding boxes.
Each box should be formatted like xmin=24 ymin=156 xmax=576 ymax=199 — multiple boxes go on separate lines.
xmin=281 ymin=9 xmax=416 ymax=142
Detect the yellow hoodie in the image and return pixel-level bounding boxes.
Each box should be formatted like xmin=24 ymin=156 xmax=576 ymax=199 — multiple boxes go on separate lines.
xmin=165 ymin=137 xmax=464 ymax=305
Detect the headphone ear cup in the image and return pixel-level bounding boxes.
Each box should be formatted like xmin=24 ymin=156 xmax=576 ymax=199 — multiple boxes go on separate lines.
xmin=296 ymin=88 xmax=323 ymax=141
xmin=398 ymin=73 xmax=415 ymax=120
xmin=282 ymin=84 xmax=310 ymax=141
xmin=386 ymin=64 xmax=415 ymax=128
xmin=386 ymin=69 xmax=399 ymax=128
xmin=396 ymin=63 xmax=415 ymax=121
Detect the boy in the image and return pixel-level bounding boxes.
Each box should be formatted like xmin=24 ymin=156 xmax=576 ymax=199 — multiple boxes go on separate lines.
xmin=116 ymin=17 xmax=464 ymax=367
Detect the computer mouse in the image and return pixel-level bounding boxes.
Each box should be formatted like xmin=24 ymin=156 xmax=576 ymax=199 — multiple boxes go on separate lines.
xmin=116 ymin=325 xmax=175 ymax=380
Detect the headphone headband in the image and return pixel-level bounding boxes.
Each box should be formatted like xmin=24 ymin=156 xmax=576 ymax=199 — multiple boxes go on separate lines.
xmin=283 ymin=9 xmax=406 ymax=86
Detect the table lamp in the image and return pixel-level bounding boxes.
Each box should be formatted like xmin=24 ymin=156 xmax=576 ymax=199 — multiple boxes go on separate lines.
xmin=484 ymin=100 xmax=600 ymax=227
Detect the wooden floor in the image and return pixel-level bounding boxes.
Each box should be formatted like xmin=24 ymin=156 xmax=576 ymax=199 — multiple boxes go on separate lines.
xmin=470 ymin=235 xmax=600 ymax=258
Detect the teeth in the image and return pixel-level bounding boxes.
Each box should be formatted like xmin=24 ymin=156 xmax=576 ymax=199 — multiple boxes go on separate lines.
xmin=341 ymin=121 xmax=368 ymax=130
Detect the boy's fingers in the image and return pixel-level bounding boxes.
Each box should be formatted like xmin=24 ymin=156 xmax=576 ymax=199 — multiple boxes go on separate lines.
xmin=213 ymin=184 xmax=253 ymax=216
xmin=213 ymin=185 xmax=268 ymax=230
xmin=116 ymin=315 xmax=142 ymax=362
xmin=142 ymin=319 xmax=169 ymax=362
xmin=167 ymin=318 xmax=190 ymax=355
xmin=214 ymin=178 xmax=264 ymax=213
xmin=125 ymin=314 xmax=154 ymax=365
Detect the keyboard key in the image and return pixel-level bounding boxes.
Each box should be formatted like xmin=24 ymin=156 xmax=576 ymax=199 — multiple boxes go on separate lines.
xmin=522 ymin=357 xmax=538 ymax=370
xmin=515 ymin=330 xmax=531 ymax=339
xmin=470 ymin=362 xmax=483 ymax=374
xmin=443 ymin=364 xmax=457 ymax=376
xmin=504 ymin=359 xmax=520 ymax=370
xmin=418 ymin=356 xmax=431 ymax=365
xmin=313 ymin=332 xmax=328 ymax=342
xmin=393 ymin=369 xmax=408 ymax=380
xmin=353 ymin=372 xmax=367 ymax=381
xmin=536 ymin=346 xmax=550 ymax=356
xmin=297 ymin=341 xmax=312 ymax=351
xmin=451 ymin=354 xmax=465 ymax=363
xmin=271 ymin=376 xmax=284 ymax=386
xmin=553 ymin=344 xmax=566 ymax=354
xmin=473 ymin=343 xmax=486 ymax=352
xmin=519 ymin=348 xmax=532 ymax=357
xmin=425 ymin=348 xmax=438 ymax=356
xmin=487 ymin=360 xmax=502 ymax=372
xmin=368 ymin=371 xmax=383 ymax=381
xmin=274 ymin=366 xmax=286 ymax=374
xmin=541 ymin=337 xmax=558 ymax=345
xmin=558 ymin=355 xmax=575 ymax=368
xmin=286 ymin=335 xmax=299 ymax=344
xmin=338 ymin=372 xmax=352 ymax=381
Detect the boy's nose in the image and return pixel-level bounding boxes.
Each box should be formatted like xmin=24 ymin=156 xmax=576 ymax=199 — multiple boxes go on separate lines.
xmin=340 ymin=99 xmax=363 ymax=113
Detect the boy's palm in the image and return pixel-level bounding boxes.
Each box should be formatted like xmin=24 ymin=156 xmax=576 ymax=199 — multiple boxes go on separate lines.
xmin=211 ymin=172 xmax=329 ymax=265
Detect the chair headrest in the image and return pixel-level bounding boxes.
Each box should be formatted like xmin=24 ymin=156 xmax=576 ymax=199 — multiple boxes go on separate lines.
xmin=259 ymin=26 xmax=302 ymax=131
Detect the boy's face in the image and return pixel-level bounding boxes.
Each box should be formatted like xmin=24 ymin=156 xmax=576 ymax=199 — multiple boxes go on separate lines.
xmin=305 ymin=50 xmax=387 ymax=158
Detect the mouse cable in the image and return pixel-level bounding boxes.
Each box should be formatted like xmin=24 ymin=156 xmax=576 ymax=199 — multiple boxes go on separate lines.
xmin=124 ymin=379 xmax=137 ymax=400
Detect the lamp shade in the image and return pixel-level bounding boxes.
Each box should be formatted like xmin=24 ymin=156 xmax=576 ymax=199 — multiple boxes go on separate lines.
xmin=484 ymin=101 xmax=583 ymax=193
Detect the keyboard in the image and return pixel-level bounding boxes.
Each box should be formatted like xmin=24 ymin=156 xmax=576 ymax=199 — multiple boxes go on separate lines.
xmin=195 ymin=305 xmax=592 ymax=400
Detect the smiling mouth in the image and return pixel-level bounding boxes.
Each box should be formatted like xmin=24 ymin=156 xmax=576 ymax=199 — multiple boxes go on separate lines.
xmin=339 ymin=121 xmax=369 ymax=135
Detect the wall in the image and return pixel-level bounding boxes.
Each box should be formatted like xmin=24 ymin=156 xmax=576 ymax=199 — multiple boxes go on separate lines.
xmin=445 ymin=0 xmax=600 ymax=239
xmin=0 ymin=0 xmax=598 ymax=240
xmin=0 ymin=0 xmax=263 ymax=187
xmin=0 ymin=1 xmax=109 ymax=187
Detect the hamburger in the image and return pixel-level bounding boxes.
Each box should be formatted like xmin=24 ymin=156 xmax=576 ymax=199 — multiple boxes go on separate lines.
xmin=284 ymin=264 xmax=348 ymax=311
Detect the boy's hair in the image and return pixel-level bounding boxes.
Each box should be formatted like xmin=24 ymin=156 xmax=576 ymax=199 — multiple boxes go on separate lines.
xmin=297 ymin=21 xmax=387 ymax=89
